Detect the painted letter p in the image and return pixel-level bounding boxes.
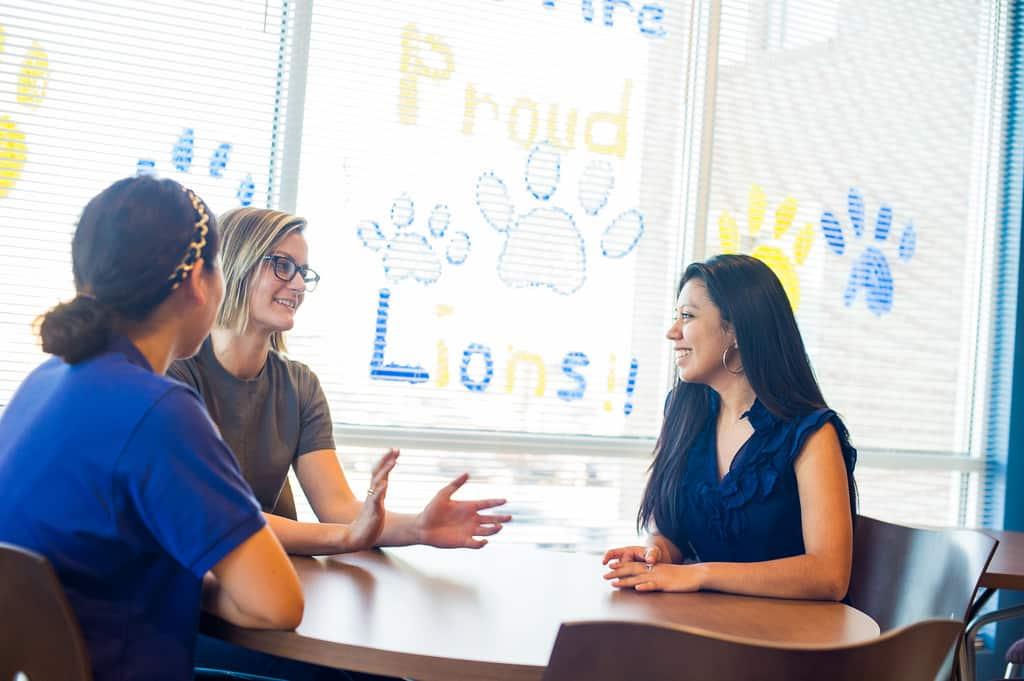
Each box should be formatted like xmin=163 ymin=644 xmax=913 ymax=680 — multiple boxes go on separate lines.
xmin=398 ymin=23 xmax=455 ymax=126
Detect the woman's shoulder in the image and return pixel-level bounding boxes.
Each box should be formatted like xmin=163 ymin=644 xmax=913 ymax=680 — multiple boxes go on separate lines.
xmin=267 ymin=350 xmax=324 ymax=395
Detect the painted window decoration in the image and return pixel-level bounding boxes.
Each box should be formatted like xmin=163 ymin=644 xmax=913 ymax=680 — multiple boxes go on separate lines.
xmin=0 ymin=26 xmax=50 ymax=200
xmin=136 ymin=127 xmax=256 ymax=207
xmin=820 ymin=187 xmax=917 ymax=317
xmin=474 ymin=142 xmax=645 ymax=295
xmin=357 ymin=195 xmax=471 ymax=284
xmin=717 ymin=184 xmax=815 ymax=311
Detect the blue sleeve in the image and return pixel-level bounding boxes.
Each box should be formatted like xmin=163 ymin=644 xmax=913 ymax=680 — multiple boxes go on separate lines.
xmin=789 ymin=409 xmax=857 ymax=476
xmin=117 ymin=386 xmax=266 ymax=578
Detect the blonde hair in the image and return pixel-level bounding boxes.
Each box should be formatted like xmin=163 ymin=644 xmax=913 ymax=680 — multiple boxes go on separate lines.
xmin=216 ymin=207 xmax=307 ymax=353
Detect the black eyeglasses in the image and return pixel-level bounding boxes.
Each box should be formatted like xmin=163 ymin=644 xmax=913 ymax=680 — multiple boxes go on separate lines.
xmin=262 ymin=254 xmax=320 ymax=292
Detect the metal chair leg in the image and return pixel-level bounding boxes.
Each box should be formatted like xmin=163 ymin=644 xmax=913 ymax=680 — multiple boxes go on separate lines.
xmin=960 ymin=603 xmax=1024 ymax=681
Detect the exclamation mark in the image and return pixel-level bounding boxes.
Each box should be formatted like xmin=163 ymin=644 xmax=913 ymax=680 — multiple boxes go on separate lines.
xmin=623 ymin=357 xmax=638 ymax=415
xmin=603 ymin=353 xmax=616 ymax=412
xmin=435 ymin=304 xmax=453 ymax=387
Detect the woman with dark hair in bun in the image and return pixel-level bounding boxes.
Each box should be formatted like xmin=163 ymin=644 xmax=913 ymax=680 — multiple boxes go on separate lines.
xmin=0 ymin=177 xmax=375 ymax=681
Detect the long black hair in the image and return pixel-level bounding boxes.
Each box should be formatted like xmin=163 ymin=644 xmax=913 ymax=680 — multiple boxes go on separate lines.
xmin=638 ymin=254 xmax=857 ymax=542
xmin=38 ymin=176 xmax=219 ymax=364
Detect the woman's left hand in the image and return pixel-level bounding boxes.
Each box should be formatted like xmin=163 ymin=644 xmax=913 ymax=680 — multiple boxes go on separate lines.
xmin=603 ymin=561 xmax=707 ymax=592
xmin=415 ymin=473 xmax=512 ymax=549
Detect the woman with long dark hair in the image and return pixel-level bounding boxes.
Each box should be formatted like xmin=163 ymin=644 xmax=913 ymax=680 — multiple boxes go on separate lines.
xmin=603 ymin=254 xmax=857 ymax=600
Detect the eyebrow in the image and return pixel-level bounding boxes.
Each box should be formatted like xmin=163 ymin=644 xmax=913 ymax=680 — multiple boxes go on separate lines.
xmin=271 ymin=251 xmax=310 ymax=267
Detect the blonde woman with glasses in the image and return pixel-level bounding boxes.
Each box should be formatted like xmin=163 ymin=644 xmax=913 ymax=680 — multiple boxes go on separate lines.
xmin=169 ymin=208 xmax=510 ymax=557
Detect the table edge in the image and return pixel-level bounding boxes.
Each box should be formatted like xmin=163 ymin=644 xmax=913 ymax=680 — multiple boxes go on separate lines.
xmin=200 ymin=613 xmax=543 ymax=681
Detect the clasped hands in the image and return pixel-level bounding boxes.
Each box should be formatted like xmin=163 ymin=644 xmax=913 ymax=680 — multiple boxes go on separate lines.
xmin=602 ymin=545 xmax=705 ymax=592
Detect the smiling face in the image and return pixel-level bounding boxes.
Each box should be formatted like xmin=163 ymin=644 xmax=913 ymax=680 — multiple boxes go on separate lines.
xmin=666 ymin=278 xmax=737 ymax=385
xmin=247 ymin=230 xmax=309 ymax=336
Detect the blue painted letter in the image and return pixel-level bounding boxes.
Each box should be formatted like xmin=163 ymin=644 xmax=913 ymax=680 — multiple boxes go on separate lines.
xmin=558 ymin=351 xmax=589 ymax=401
xmin=369 ymin=288 xmax=430 ymax=383
xmin=460 ymin=343 xmax=494 ymax=392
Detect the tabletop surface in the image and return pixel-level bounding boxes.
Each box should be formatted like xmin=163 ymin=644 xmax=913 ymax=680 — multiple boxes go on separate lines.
xmin=978 ymin=528 xmax=1024 ymax=590
xmin=203 ymin=545 xmax=880 ymax=681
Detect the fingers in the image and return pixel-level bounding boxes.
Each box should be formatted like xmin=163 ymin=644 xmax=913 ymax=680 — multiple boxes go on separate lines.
xmin=473 ymin=523 xmax=503 ymax=537
xmin=604 ymin=562 xmax=658 ymax=590
xmin=370 ymin=449 xmax=399 ymax=479
xmin=368 ymin=477 xmax=389 ymax=502
xmin=645 ymin=546 xmax=662 ymax=564
xmin=464 ymin=537 xmax=488 ymax=549
xmin=603 ymin=561 xmax=651 ymax=581
xmin=602 ymin=546 xmax=646 ymax=566
xmin=611 ymin=574 xmax=659 ymax=590
xmin=475 ymin=512 xmax=512 ymax=524
xmin=471 ymin=498 xmax=508 ymax=512
xmin=437 ymin=472 xmax=470 ymax=499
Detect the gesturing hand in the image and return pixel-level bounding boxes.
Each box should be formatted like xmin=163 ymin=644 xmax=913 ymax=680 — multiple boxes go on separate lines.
xmin=340 ymin=448 xmax=399 ymax=552
xmin=416 ymin=472 xmax=511 ymax=549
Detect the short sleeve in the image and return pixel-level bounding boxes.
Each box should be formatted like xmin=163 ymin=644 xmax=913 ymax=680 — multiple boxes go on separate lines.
xmin=295 ymin=365 xmax=335 ymax=458
xmin=789 ymin=409 xmax=857 ymax=476
xmin=117 ymin=387 xmax=266 ymax=578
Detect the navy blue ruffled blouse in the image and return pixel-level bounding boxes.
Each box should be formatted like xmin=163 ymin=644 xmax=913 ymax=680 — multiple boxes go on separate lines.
xmin=667 ymin=393 xmax=857 ymax=564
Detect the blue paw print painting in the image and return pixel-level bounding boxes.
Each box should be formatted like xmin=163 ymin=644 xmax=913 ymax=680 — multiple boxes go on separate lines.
xmin=357 ymin=195 xmax=471 ymax=285
xmin=820 ymin=188 xmax=916 ymax=316
xmin=136 ymin=127 xmax=256 ymax=206
xmin=476 ymin=142 xmax=645 ymax=295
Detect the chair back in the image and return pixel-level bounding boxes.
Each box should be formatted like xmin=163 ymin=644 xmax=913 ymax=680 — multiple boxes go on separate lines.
xmin=542 ymin=618 xmax=964 ymax=681
xmin=847 ymin=515 xmax=997 ymax=631
xmin=0 ymin=542 xmax=92 ymax=681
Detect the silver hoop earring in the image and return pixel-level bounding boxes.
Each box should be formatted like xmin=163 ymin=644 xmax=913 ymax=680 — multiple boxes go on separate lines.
xmin=722 ymin=346 xmax=744 ymax=375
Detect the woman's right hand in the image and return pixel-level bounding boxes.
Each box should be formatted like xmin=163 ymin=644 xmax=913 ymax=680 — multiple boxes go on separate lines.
xmin=602 ymin=544 xmax=664 ymax=569
xmin=338 ymin=448 xmax=399 ymax=552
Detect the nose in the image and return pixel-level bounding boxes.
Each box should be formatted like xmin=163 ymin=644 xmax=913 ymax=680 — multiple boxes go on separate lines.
xmin=666 ymin=319 xmax=682 ymax=341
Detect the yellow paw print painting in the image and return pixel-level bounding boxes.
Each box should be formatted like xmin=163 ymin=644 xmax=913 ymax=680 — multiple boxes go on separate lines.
xmin=0 ymin=24 xmax=51 ymax=198
xmin=718 ymin=184 xmax=815 ymax=310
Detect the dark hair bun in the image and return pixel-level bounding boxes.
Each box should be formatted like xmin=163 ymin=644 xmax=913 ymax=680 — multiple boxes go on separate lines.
xmin=38 ymin=295 xmax=114 ymax=364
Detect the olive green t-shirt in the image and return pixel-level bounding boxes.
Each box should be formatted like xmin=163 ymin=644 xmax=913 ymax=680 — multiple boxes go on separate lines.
xmin=168 ymin=337 xmax=335 ymax=519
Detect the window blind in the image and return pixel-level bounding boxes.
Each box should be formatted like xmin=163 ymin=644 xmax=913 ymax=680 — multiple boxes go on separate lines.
xmin=0 ymin=1 xmax=1018 ymax=549
xmin=0 ymin=0 xmax=292 ymax=403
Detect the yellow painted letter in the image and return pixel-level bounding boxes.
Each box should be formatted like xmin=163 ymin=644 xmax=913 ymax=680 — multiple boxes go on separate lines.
xmin=505 ymin=350 xmax=547 ymax=397
xmin=399 ymin=24 xmax=454 ymax=126
xmin=585 ymin=79 xmax=632 ymax=158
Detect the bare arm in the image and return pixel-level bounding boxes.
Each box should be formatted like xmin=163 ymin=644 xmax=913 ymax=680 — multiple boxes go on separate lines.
xmin=605 ymin=423 xmax=853 ymax=601
xmin=202 ymin=525 xmax=304 ymax=629
xmin=295 ymin=449 xmax=510 ymax=549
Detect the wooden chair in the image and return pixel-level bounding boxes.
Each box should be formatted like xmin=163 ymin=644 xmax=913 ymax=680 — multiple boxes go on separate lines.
xmin=847 ymin=515 xmax=998 ymax=631
xmin=542 ymin=618 xmax=964 ymax=681
xmin=0 ymin=542 xmax=92 ymax=681
xmin=846 ymin=515 xmax=998 ymax=681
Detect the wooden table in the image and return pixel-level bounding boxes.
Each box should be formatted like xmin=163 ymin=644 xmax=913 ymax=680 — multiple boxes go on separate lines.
xmin=960 ymin=529 xmax=1024 ymax=681
xmin=202 ymin=545 xmax=880 ymax=681
xmin=978 ymin=529 xmax=1024 ymax=591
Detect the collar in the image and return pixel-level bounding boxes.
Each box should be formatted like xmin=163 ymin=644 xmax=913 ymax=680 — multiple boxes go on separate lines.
xmin=107 ymin=334 xmax=154 ymax=373
xmin=741 ymin=398 xmax=779 ymax=432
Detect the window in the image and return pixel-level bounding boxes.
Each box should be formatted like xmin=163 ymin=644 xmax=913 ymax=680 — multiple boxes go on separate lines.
xmin=1 ymin=1 xmax=1018 ymax=548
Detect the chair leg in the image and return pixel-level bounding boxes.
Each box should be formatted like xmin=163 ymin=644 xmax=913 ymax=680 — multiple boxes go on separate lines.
xmin=960 ymin=603 xmax=1024 ymax=681
xmin=1008 ymin=662 xmax=1024 ymax=678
